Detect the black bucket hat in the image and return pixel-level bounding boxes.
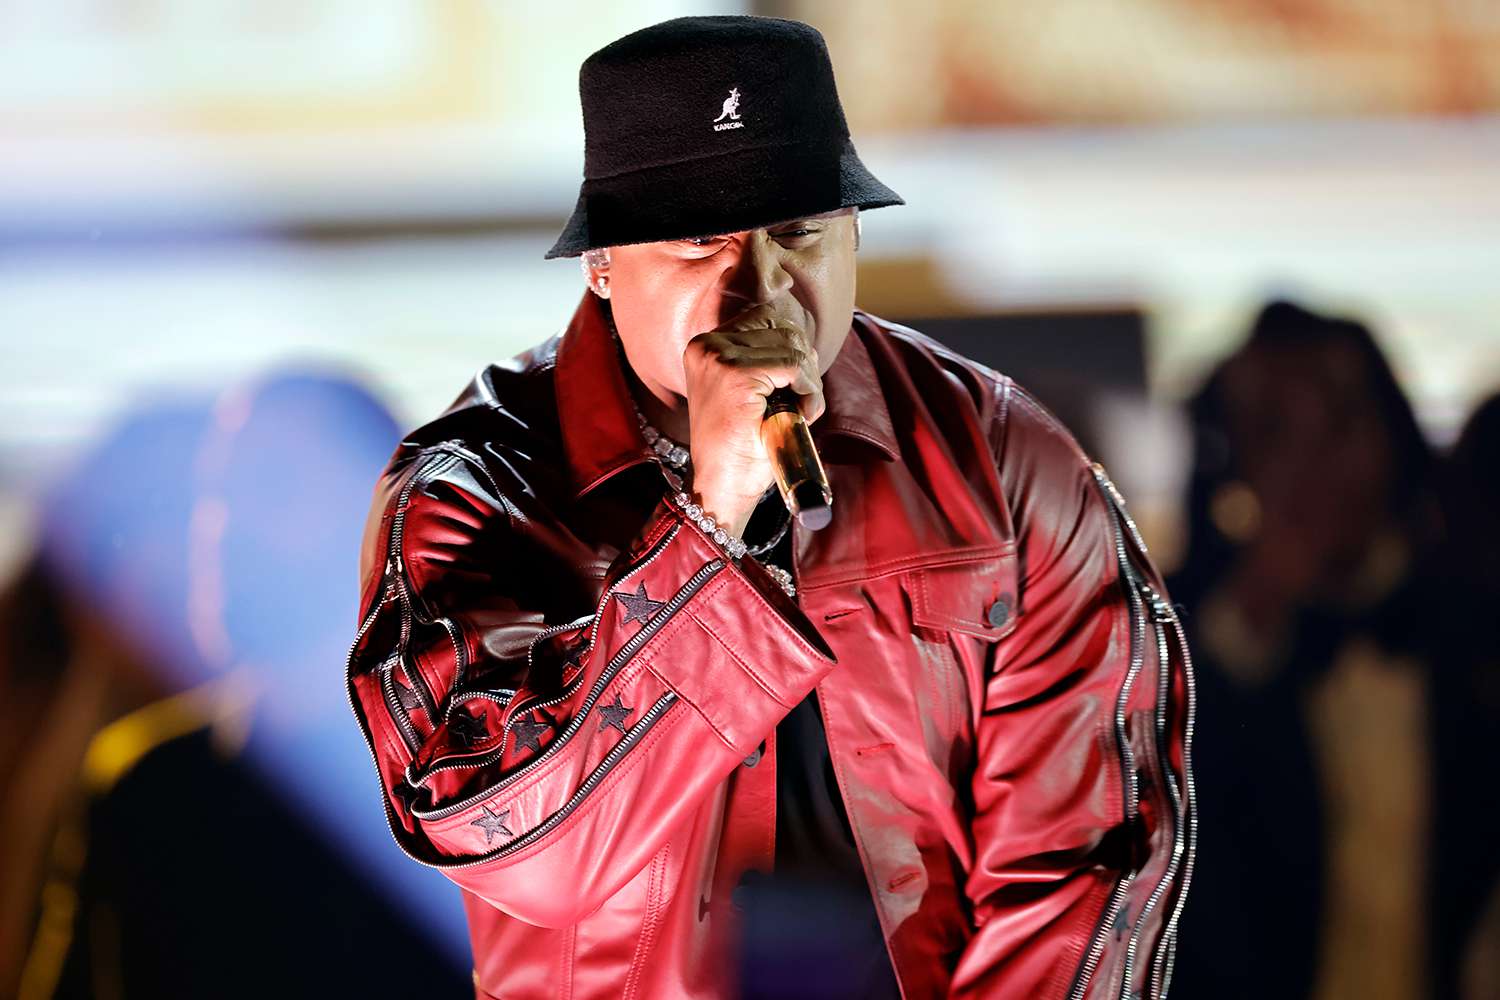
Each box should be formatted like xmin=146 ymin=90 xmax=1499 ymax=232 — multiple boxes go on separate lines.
xmin=544 ymin=15 xmax=904 ymax=260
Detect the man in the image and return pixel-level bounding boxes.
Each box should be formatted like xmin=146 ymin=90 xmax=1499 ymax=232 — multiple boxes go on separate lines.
xmin=345 ymin=15 xmax=1195 ymax=1000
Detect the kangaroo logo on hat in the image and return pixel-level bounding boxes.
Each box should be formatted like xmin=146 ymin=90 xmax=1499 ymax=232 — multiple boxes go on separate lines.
xmin=712 ymin=87 xmax=743 ymax=131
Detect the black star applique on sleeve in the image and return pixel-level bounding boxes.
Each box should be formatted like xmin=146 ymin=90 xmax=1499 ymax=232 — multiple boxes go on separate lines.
xmin=598 ymin=692 xmax=634 ymax=734
xmin=392 ymin=778 xmax=428 ymax=812
xmin=448 ymin=707 xmax=490 ymax=748
xmin=470 ymin=804 xmax=513 ymax=845
xmin=511 ymin=712 xmax=551 ymax=753
xmin=613 ymin=581 xmax=665 ymax=624
xmin=394 ymin=676 xmax=425 ymax=714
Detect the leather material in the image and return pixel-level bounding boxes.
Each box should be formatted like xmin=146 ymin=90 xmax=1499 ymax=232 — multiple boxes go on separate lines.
xmin=345 ymin=290 xmax=1196 ymax=999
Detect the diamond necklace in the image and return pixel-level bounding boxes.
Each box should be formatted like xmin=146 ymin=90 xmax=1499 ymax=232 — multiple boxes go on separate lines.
xmin=632 ymin=410 xmax=793 ymax=560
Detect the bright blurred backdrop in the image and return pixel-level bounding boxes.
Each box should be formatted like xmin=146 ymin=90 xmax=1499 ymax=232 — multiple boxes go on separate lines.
xmin=4 ymin=1 xmax=1498 ymax=570
xmin=2 ymin=0 xmax=1497 ymax=982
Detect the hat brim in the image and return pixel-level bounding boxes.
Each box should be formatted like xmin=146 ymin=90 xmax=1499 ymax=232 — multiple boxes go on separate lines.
xmin=543 ymin=136 xmax=902 ymax=259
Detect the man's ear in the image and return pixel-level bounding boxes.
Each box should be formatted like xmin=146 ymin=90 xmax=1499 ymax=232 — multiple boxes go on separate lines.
xmin=581 ymin=247 xmax=611 ymax=298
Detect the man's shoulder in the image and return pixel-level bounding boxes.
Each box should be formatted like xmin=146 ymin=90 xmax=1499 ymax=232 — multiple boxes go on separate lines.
xmin=375 ymin=332 xmax=566 ymax=492
xmin=859 ymin=312 xmax=1122 ymax=564
xmin=356 ymin=331 xmax=570 ymax=587
xmin=854 ymin=309 xmax=1082 ymax=466
xmin=855 ymin=308 xmax=1011 ymax=403
xmin=419 ymin=332 xmax=562 ymax=440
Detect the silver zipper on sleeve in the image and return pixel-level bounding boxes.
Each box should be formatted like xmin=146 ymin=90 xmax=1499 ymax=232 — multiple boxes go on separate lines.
xmin=436 ymin=613 xmax=592 ymax=728
xmin=354 ymin=583 xmax=398 ymax=742
xmin=405 ymin=520 xmax=690 ymax=785
xmin=345 ymin=454 xmax=472 ymax=820
xmin=410 ymin=553 xmax=724 ymax=811
xmin=500 ymin=519 xmax=681 ymax=732
xmin=381 ymin=648 xmax=422 ymax=755
xmin=461 ymin=516 xmax=682 ymax=749
xmin=1072 ymin=876 xmax=1136 ymax=1000
xmin=470 ymin=691 xmax=679 ymax=867
xmin=345 ymin=572 xmax=437 ymax=863
xmin=488 ymin=517 xmax=683 ymax=754
xmin=1149 ymin=591 xmax=1183 ymax=815
xmin=1066 ymin=469 xmax=1148 ymax=1000
xmin=429 ymin=521 xmax=687 ymax=779
xmin=1085 ymin=464 xmax=1198 ymax=1000
xmin=347 ymin=621 xmax=680 ymax=874
xmin=499 ymin=608 xmax=618 ymax=734
xmin=386 ymin=453 xmax=463 ymax=730
xmin=342 ymin=457 xmax=722 ymax=875
xmin=451 ymin=688 xmax=518 ymax=709
xmin=432 ymin=615 xmax=467 ymax=712
xmin=1157 ymin=927 xmax=1181 ymax=997
xmin=343 ymin=449 xmax=523 ymax=865
xmin=1149 ymin=612 xmax=1198 ymax=998
xmin=582 ymin=517 xmax=684 ymax=657
xmin=1119 ymin=587 xmax=1188 ymax=997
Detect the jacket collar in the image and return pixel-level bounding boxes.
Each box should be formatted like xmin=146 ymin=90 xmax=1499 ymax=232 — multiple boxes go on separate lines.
xmin=554 ymin=291 xmax=898 ymax=499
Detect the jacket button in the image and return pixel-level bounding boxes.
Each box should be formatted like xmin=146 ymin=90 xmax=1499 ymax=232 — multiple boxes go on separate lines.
xmin=986 ymin=596 xmax=1011 ymax=628
xmin=743 ymin=739 xmax=765 ymax=767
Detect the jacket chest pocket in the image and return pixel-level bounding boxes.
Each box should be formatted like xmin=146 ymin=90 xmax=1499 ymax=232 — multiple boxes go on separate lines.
xmin=903 ymin=546 xmax=1020 ymax=643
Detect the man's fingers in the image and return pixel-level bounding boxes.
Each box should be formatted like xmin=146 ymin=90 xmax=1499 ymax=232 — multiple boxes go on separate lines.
xmin=714 ymin=344 xmax=805 ymax=366
xmin=694 ymin=325 xmax=822 ymax=419
xmin=790 ymin=362 xmax=825 ymax=424
xmin=706 ymin=325 xmax=808 ymax=352
xmin=795 ymin=336 xmax=824 ymax=423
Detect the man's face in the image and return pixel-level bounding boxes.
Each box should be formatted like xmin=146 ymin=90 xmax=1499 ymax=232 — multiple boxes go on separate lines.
xmin=593 ymin=207 xmax=858 ymax=405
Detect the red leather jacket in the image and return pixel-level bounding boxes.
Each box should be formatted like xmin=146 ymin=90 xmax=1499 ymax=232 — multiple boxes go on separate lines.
xmin=346 ymin=292 xmax=1196 ymax=999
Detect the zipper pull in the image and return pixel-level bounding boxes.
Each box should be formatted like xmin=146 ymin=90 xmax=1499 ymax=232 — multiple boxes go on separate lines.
xmin=1092 ymin=461 xmax=1130 ymax=513
xmin=1139 ymin=583 xmax=1176 ymax=623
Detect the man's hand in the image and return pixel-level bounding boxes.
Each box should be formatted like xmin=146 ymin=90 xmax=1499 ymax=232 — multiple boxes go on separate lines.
xmin=683 ymin=320 xmax=824 ymax=537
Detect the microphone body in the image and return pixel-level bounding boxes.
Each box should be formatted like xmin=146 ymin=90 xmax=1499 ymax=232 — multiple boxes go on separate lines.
xmin=760 ymin=387 xmax=833 ymax=530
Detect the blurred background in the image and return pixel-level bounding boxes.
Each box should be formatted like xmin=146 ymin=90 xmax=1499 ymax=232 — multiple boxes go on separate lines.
xmin=1 ymin=1 xmax=1496 ymax=998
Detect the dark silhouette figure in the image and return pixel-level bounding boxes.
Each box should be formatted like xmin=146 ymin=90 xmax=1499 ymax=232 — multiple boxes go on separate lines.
xmin=1167 ymin=300 xmax=1444 ymax=1000
xmin=1430 ymin=391 xmax=1500 ymax=1000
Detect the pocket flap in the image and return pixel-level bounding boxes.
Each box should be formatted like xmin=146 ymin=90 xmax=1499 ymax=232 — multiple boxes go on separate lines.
xmin=906 ymin=547 xmax=1019 ymax=641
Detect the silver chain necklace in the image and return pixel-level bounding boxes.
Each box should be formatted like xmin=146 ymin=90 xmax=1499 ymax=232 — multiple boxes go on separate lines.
xmin=605 ymin=311 xmax=795 ymax=583
xmin=633 ymin=411 xmax=793 ymax=559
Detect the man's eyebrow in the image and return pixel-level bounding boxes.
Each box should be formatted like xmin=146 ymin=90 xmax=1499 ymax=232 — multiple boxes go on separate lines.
xmin=771 ymin=209 xmax=844 ymax=226
xmin=678 ymin=210 xmax=846 ymax=241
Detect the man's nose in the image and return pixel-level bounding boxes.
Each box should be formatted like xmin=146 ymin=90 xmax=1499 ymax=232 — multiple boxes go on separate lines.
xmin=724 ymin=231 xmax=793 ymax=305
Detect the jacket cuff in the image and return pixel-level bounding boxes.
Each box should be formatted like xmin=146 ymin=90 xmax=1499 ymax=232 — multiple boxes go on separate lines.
xmin=636 ymin=492 xmax=838 ymax=755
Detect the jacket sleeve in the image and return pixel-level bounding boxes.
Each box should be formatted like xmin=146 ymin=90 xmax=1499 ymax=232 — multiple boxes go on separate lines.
xmin=345 ymin=445 xmax=837 ymax=928
xmin=947 ymin=382 xmax=1197 ymax=999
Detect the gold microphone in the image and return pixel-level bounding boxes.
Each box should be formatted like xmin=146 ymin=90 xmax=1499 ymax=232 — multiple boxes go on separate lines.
xmin=761 ymin=387 xmax=833 ymax=530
